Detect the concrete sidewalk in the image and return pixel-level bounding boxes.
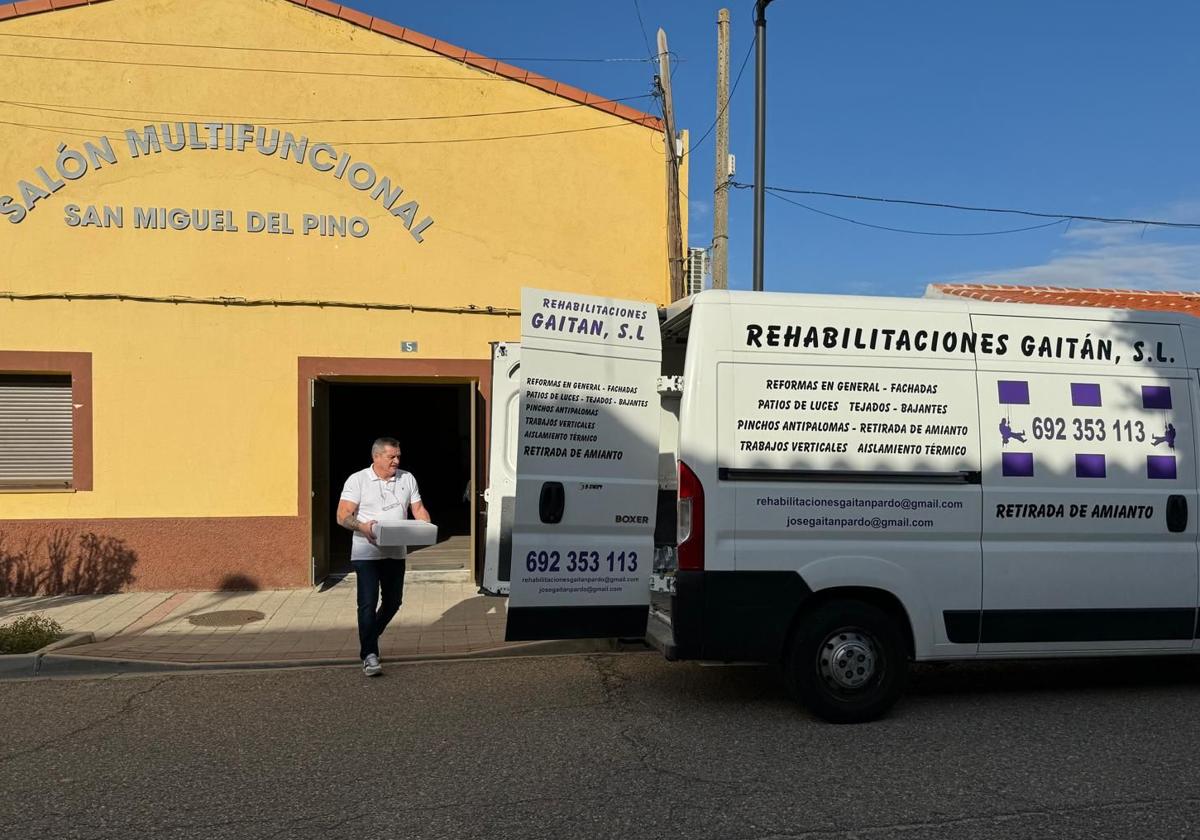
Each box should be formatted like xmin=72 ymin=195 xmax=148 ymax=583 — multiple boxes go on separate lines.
xmin=0 ymin=577 xmax=592 ymax=673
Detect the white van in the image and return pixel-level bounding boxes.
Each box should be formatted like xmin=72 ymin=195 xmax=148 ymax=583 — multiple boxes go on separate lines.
xmin=485 ymin=287 xmax=1200 ymax=723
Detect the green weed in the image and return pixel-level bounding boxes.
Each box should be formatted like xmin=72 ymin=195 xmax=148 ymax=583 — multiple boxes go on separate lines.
xmin=0 ymin=614 xmax=63 ymax=654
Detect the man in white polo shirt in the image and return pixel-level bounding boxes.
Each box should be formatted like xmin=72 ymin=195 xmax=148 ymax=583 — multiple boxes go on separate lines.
xmin=336 ymin=437 xmax=432 ymax=677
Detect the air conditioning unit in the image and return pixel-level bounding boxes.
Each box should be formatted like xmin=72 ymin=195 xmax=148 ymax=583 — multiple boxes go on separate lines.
xmin=685 ymin=247 xmax=710 ymax=296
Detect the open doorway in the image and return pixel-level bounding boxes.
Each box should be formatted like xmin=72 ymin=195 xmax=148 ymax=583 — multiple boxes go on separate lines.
xmin=316 ymin=381 xmax=475 ymax=577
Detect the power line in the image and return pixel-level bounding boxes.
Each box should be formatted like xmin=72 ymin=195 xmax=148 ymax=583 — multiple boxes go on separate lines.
xmin=733 ymin=181 xmax=1200 ymax=231
xmin=0 ymin=49 xmax=641 ymax=81
xmin=0 ymin=291 xmax=519 ymax=316
xmin=765 ymin=189 xmax=1070 ymax=237
xmin=0 ymin=30 xmax=657 ymax=63
xmin=327 ymin=122 xmax=644 ymax=146
xmin=632 ymin=0 xmax=656 ymax=63
xmin=0 ymin=116 xmax=644 ymax=145
xmin=684 ymin=33 xmax=755 ymax=159
xmin=0 ymin=93 xmax=654 ymax=127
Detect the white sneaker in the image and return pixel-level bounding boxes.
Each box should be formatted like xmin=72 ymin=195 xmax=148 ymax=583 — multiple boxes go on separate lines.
xmin=363 ymin=654 xmax=382 ymax=676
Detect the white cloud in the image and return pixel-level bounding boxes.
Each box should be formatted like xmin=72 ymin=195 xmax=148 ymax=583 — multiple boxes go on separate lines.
xmin=1059 ymin=222 xmax=1140 ymax=246
xmin=947 ymin=240 xmax=1200 ymax=291
xmin=688 ymin=200 xmax=710 ymax=219
xmin=942 ymin=198 xmax=1200 ymax=291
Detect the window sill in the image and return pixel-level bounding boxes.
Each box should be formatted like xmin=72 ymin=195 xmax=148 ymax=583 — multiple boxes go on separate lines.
xmin=0 ymin=486 xmax=77 ymax=494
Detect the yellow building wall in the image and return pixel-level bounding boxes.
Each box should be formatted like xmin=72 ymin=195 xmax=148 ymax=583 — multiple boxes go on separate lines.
xmin=0 ymin=0 xmax=687 ymax=524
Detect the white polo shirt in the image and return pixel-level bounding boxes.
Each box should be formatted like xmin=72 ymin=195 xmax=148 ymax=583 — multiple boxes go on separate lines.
xmin=340 ymin=466 xmax=422 ymax=561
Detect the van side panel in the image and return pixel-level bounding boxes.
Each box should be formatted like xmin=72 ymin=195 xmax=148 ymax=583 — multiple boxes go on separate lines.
xmin=972 ymin=314 xmax=1199 ymax=654
xmin=722 ymin=357 xmax=983 ymax=660
xmin=665 ymin=290 xmax=1200 ymax=665
xmin=674 ymin=296 xmax=985 ymax=661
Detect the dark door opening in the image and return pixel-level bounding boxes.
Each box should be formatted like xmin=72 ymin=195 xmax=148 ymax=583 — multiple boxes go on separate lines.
xmin=317 ymin=381 xmax=475 ymax=576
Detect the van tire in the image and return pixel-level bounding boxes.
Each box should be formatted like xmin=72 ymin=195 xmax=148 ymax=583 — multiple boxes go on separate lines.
xmin=786 ymin=599 xmax=908 ymax=724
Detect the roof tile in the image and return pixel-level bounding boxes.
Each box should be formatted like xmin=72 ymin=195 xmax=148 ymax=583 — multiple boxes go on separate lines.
xmin=305 ymin=0 xmax=340 ymax=16
xmin=552 ymin=83 xmax=588 ymax=106
xmin=402 ymin=29 xmax=436 ymax=51
xmin=584 ymin=93 xmax=621 ymax=113
xmin=368 ymin=17 xmax=405 ymax=39
xmin=525 ymin=75 xmax=560 ymax=95
xmin=490 ymin=60 xmax=529 ymax=82
xmin=432 ymin=40 xmax=468 ymax=62
xmin=463 ymin=51 xmax=498 ymax=73
xmin=933 ymin=283 xmax=1200 ymax=318
xmin=12 ymin=0 xmax=52 ymax=15
xmin=337 ymin=5 xmax=372 ymax=28
xmin=0 ymin=0 xmax=665 ymax=133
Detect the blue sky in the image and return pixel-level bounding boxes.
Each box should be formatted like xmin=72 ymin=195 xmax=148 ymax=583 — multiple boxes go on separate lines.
xmin=358 ymin=1 xmax=1200 ymax=298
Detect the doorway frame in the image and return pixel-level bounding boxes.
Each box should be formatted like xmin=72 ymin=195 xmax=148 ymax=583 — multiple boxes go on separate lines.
xmin=299 ymin=357 xmax=492 ymax=586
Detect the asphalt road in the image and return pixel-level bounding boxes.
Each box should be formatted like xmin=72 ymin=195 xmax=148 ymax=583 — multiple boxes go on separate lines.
xmin=3 ymin=652 xmax=1200 ymax=840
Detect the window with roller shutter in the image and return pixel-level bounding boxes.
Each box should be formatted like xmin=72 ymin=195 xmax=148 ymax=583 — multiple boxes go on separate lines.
xmin=0 ymin=375 xmax=74 ymax=489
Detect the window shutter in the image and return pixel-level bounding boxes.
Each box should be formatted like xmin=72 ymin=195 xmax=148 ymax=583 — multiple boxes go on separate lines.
xmin=0 ymin=376 xmax=73 ymax=488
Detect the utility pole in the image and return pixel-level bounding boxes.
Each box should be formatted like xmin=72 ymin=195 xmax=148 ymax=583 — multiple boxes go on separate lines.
xmin=752 ymin=0 xmax=773 ymax=292
xmin=658 ymin=27 xmax=685 ymax=301
xmin=712 ymin=8 xmax=730 ymax=290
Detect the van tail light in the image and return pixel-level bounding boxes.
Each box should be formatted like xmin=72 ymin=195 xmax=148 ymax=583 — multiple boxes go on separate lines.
xmin=677 ymin=460 xmax=705 ymax=571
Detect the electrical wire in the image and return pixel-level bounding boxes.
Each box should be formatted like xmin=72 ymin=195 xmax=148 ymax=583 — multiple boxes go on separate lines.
xmin=0 ymin=30 xmax=658 ymax=63
xmin=0 ymin=49 xmax=637 ymax=81
xmin=0 ymin=116 xmax=648 ymax=144
xmin=0 ymin=93 xmax=655 ymax=127
xmin=734 ymin=182 xmax=1200 ymax=231
xmin=632 ymin=0 xmax=656 ymax=63
xmin=330 ymin=122 xmax=647 ymax=145
xmin=765 ymin=189 xmax=1070 ymax=237
xmin=0 ymin=291 xmax=520 ymax=317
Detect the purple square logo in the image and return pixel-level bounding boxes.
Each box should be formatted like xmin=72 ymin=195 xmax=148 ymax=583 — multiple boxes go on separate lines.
xmin=1075 ymin=454 xmax=1107 ymax=478
xmin=1142 ymin=386 xmax=1173 ymax=410
xmin=1002 ymin=452 xmax=1034 ymax=477
xmin=1070 ymin=383 xmax=1102 ymax=407
xmin=1148 ymin=455 xmax=1177 ymax=480
xmin=997 ymin=380 xmax=1029 ymax=405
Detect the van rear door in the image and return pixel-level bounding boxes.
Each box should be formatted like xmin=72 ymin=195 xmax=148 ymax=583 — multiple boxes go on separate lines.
xmin=481 ymin=342 xmax=521 ymax=595
xmin=505 ymin=289 xmax=662 ymax=641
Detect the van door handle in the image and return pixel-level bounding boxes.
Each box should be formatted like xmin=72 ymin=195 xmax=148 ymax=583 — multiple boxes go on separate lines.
xmin=1167 ymin=495 xmax=1188 ymax=533
xmin=539 ymin=481 xmax=565 ymax=524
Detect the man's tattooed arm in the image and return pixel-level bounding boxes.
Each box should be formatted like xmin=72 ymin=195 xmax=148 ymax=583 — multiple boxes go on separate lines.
xmin=339 ymin=513 xmax=364 ymax=532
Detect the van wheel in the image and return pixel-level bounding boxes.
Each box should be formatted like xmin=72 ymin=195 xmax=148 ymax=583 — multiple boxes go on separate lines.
xmin=787 ymin=600 xmax=908 ymax=724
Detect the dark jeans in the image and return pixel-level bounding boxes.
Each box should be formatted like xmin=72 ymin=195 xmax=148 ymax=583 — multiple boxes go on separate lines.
xmin=352 ymin=559 xmax=406 ymax=660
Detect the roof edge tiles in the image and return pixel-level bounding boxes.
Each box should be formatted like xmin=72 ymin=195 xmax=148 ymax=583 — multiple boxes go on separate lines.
xmin=0 ymin=0 xmax=665 ymax=131
xmin=287 ymin=0 xmax=666 ymax=130
xmin=1 ymin=0 xmax=113 ymax=22
xmin=928 ymin=282 xmax=1200 ymax=316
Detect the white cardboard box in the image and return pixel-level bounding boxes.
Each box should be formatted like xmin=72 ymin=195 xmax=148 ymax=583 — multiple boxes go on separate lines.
xmin=374 ymin=520 xmax=439 ymax=547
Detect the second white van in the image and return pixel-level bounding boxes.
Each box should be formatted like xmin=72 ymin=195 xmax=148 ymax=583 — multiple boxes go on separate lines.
xmin=486 ymin=288 xmax=1200 ymax=723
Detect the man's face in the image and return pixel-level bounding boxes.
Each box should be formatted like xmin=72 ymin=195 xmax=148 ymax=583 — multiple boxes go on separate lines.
xmin=373 ymin=446 xmax=401 ymax=478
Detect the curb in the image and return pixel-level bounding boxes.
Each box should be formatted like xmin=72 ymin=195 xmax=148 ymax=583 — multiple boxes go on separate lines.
xmin=0 ymin=632 xmax=95 ymax=678
xmin=24 ymin=637 xmax=652 ymax=679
